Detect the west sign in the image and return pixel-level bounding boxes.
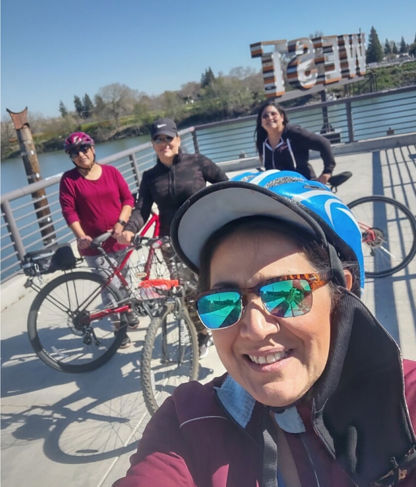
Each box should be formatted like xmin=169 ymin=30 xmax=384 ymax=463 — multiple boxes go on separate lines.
xmin=250 ymin=33 xmax=366 ymax=98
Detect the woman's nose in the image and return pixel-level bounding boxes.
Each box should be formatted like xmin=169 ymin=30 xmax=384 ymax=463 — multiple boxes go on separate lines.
xmin=238 ymin=294 xmax=280 ymax=339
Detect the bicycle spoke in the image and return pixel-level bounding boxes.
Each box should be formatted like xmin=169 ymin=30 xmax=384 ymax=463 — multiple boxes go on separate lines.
xmin=349 ymin=196 xmax=416 ymax=277
xmin=141 ymin=307 xmax=199 ymax=415
xmin=28 ymin=272 xmax=123 ymax=372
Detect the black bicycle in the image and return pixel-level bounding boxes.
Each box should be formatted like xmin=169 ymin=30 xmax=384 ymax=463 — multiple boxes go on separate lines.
xmin=139 ymin=258 xmax=200 ymax=415
xmin=329 ymin=172 xmax=416 ymax=277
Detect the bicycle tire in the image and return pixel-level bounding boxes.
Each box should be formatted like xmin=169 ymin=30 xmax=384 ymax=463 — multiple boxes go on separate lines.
xmin=141 ymin=303 xmax=199 ymax=415
xmin=27 ymin=271 xmax=124 ymax=373
xmin=348 ymin=195 xmax=416 ymax=278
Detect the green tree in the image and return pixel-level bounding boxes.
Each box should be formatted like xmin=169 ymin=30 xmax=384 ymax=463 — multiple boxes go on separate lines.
xmin=399 ymin=37 xmax=408 ymax=54
xmin=179 ymin=81 xmax=201 ymax=104
xmin=201 ymin=67 xmax=215 ymax=88
xmin=160 ymin=90 xmax=184 ymax=119
xmin=73 ymin=95 xmax=84 ymax=118
xmin=409 ymin=34 xmax=416 ymax=57
xmin=94 ymin=94 xmax=106 ymax=118
xmin=97 ymin=83 xmax=138 ymax=127
xmin=384 ymin=39 xmax=392 ymax=55
xmin=1 ymin=119 xmax=15 ymax=158
xmin=133 ymin=96 xmax=152 ymax=124
xmin=82 ymin=94 xmax=94 ymax=118
xmin=366 ymin=26 xmax=384 ymax=63
xmin=392 ymin=41 xmax=398 ymax=54
xmin=59 ymin=101 xmax=68 ymax=118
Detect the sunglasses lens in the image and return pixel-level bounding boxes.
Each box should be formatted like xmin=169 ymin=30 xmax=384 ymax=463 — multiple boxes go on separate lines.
xmin=153 ymin=136 xmax=173 ymax=144
xmin=197 ymin=291 xmax=241 ymax=329
xmin=261 ymin=279 xmax=312 ymax=318
xmin=70 ymin=145 xmax=90 ymax=157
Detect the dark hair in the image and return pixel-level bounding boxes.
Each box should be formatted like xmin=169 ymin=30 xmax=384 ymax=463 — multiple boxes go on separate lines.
xmin=254 ymin=101 xmax=289 ymax=157
xmin=198 ymin=216 xmax=337 ymax=292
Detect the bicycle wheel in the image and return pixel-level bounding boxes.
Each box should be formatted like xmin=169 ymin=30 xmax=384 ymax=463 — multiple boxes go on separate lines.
xmin=141 ymin=303 xmax=199 ymax=415
xmin=348 ymin=195 xmax=416 ymax=277
xmin=129 ymin=244 xmax=170 ymax=290
xmin=27 ymin=271 xmax=125 ymax=373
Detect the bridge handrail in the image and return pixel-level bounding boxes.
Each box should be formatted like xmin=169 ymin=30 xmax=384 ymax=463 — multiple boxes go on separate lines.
xmin=1 ymin=86 xmax=415 ymax=282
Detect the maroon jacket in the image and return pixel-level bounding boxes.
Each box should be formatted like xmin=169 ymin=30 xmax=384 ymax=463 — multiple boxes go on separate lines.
xmin=115 ymin=292 xmax=416 ymax=487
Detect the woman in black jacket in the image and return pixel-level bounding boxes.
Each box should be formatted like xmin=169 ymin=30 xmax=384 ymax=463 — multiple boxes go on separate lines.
xmin=118 ymin=118 xmax=228 ymax=357
xmin=255 ymin=100 xmax=336 ymax=184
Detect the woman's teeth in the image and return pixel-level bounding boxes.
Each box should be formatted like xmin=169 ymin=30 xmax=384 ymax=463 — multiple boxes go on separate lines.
xmin=248 ymin=351 xmax=287 ymax=365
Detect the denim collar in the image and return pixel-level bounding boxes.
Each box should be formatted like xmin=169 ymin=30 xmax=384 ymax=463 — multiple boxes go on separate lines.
xmin=215 ymin=375 xmax=305 ymax=433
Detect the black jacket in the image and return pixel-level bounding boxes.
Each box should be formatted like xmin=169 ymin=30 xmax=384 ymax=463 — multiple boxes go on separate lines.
xmin=126 ymin=150 xmax=228 ymax=236
xmin=262 ymin=124 xmax=336 ymax=179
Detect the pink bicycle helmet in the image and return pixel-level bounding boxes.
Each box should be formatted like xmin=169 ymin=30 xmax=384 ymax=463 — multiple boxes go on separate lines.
xmin=64 ymin=132 xmax=95 ymax=152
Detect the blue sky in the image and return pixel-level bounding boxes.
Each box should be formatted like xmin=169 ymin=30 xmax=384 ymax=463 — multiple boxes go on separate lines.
xmin=2 ymin=0 xmax=415 ymax=118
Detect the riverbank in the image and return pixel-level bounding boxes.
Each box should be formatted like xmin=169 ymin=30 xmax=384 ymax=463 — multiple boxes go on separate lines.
xmin=3 ymin=61 xmax=414 ymax=161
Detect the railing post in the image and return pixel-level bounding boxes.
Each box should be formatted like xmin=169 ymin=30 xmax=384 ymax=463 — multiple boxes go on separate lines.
xmin=1 ymin=200 xmax=25 ymax=261
xmin=319 ymin=89 xmax=333 ymax=133
xmin=345 ymin=100 xmax=355 ymax=143
xmin=191 ymin=128 xmax=200 ymax=154
xmin=128 ymin=154 xmax=141 ymax=190
xmin=7 ymin=107 xmax=56 ymax=246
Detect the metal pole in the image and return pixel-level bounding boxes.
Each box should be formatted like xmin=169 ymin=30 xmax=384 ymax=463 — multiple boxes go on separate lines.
xmin=320 ymin=89 xmax=333 ymax=133
xmin=128 ymin=154 xmax=141 ymax=190
xmin=1 ymin=200 xmax=25 ymax=261
xmin=191 ymin=128 xmax=200 ymax=154
xmin=345 ymin=101 xmax=355 ymax=142
xmin=7 ymin=107 xmax=56 ymax=245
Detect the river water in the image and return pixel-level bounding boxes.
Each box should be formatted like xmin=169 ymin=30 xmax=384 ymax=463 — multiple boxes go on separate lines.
xmin=1 ymin=135 xmax=150 ymax=195
xmin=1 ymin=90 xmax=415 ymax=281
xmin=1 ymin=91 xmax=414 ymax=196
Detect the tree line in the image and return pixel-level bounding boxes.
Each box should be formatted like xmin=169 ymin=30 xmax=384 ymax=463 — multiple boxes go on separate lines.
xmin=2 ymin=28 xmax=415 ymax=160
xmin=366 ymin=27 xmax=416 ymax=63
xmin=2 ymin=67 xmax=266 ymax=158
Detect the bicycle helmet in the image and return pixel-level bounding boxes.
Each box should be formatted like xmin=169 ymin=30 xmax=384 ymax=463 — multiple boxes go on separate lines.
xmin=64 ymin=132 xmax=95 ymax=152
xmin=171 ymin=170 xmax=364 ymax=295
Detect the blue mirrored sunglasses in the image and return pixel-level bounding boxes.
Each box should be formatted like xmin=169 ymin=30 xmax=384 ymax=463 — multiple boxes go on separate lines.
xmin=196 ymin=273 xmax=330 ymax=330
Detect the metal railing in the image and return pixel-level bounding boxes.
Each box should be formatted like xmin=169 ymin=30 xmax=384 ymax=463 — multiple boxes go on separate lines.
xmin=1 ymin=86 xmax=416 ymax=282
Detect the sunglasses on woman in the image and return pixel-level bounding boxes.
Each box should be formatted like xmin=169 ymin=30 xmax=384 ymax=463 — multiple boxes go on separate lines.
xmin=152 ymin=135 xmax=174 ymax=144
xmin=69 ymin=144 xmax=92 ymax=158
xmin=196 ymin=272 xmax=330 ymax=330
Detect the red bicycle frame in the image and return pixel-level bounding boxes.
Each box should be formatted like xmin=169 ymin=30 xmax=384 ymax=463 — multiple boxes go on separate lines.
xmin=99 ymin=212 xmax=161 ymax=290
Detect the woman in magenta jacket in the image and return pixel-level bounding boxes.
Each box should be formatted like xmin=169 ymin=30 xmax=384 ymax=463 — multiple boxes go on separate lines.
xmin=60 ymin=131 xmax=135 ymax=347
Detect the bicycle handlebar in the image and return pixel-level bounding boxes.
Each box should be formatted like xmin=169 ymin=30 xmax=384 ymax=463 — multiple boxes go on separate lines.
xmin=90 ymin=231 xmax=170 ymax=251
xmin=132 ymin=234 xmax=170 ymax=250
xmin=91 ymin=231 xmax=113 ymax=247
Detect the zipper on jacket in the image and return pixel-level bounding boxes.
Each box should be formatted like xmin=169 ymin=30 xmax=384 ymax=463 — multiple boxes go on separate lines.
xmin=300 ymin=433 xmax=322 ymax=487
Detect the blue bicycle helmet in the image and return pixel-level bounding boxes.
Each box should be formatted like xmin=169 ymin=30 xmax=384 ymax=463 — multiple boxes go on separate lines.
xmin=171 ymin=170 xmax=364 ymax=295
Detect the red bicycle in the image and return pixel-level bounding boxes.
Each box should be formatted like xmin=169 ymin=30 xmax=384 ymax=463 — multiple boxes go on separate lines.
xmin=25 ymin=212 xmax=198 ymax=377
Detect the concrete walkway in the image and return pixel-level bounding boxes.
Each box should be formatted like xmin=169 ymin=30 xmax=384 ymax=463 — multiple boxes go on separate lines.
xmin=1 ymin=145 xmax=416 ymax=486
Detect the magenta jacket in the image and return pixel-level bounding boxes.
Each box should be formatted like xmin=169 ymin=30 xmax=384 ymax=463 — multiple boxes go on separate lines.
xmin=115 ymin=291 xmax=416 ymax=487
xmin=60 ymin=164 xmax=134 ymax=256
